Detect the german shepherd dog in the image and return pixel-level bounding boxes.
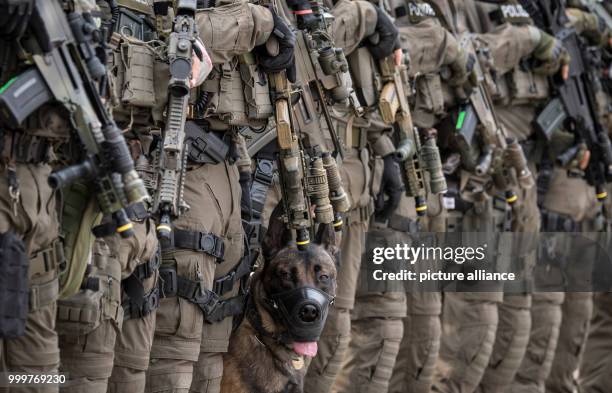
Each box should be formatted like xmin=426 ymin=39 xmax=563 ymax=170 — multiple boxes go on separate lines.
xmin=221 ymin=206 xmax=338 ymax=393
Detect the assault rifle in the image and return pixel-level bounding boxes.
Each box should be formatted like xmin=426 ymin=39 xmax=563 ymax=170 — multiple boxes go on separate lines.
xmin=0 ymin=0 xmax=149 ymax=238
xmin=378 ymin=54 xmax=447 ymax=216
xmin=447 ymin=34 xmax=533 ymax=202
xmin=152 ymin=0 xmax=198 ymax=242
xmin=269 ymin=69 xmax=314 ymax=249
xmin=291 ymin=0 xmax=366 ymax=159
xmin=522 ymin=0 xmax=612 ymax=200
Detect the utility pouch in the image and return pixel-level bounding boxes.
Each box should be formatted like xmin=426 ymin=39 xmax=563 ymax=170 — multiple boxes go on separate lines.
xmin=56 ymin=289 xmax=104 ymax=336
xmin=412 ymin=74 xmax=445 ymax=126
xmin=119 ymin=40 xmax=157 ymax=108
xmin=185 ymin=121 xmax=230 ymax=164
xmin=239 ymin=54 xmax=273 ymax=121
xmin=0 ymin=231 xmax=29 ymax=338
xmin=508 ymin=68 xmax=549 ymax=104
xmin=202 ymin=63 xmax=249 ymax=126
xmin=347 ymin=47 xmax=381 ymax=108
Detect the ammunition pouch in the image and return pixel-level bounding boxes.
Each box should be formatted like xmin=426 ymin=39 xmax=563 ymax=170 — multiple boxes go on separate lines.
xmin=169 ymin=229 xmax=225 ymax=261
xmin=347 ymin=47 xmax=381 ymax=108
xmin=200 ymin=60 xmax=270 ymax=128
xmin=507 ymin=68 xmax=549 ymax=105
xmin=121 ymin=248 xmax=161 ymax=320
xmin=108 ymin=33 xmax=164 ymax=126
xmin=184 ymin=121 xmax=230 ymax=165
xmin=158 ymin=253 xmax=252 ymax=323
xmin=412 ymin=73 xmax=446 ymax=128
xmin=1 ymin=131 xmax=53 ymax=164
xmin=0 ymin=231 xmax=29 ymax=338
xmin=57 ymin=240 xmax=123 ymax=336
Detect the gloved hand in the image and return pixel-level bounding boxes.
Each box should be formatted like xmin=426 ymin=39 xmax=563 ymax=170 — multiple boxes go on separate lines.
xmin=532 ymin=30 xmax=570 ymax=76
xmin=286 ymin=0 xmax=318 ymax=30
xmin=374 ymin=154 xmax=404 ymax=223
xmin=566 ymin=8 xmax=610 ymax=48
xmin=0 ymin=0 xmax=34 ymax=40
xmin=367 ymin=6 xmax=400 ymax=60
xmin=257 ymin=9 xmax=297 ymax=82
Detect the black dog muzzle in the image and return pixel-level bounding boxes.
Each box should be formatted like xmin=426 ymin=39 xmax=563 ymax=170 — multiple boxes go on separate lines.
xmin=266 ymin=286 xmax=334 ymax=342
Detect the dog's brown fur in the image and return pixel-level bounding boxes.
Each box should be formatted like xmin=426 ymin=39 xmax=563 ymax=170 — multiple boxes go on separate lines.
xmin=221 ymin=206 xmax=338 ymax=393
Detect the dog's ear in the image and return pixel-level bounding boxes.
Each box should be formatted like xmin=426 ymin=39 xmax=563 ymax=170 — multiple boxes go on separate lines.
xmin=315 ymin=222 xmax=340 ymax=260
xmin=262 ymin=203 xmax=292 ymax=260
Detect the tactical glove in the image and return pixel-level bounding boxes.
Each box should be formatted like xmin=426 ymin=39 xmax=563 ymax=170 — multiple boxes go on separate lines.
xmin=257 ymin=9 xmax=297 ymax=82
xmin=566 ymin=8 xmax=610 ymax=48
xmin=367 ymin=6 xmax=400 ymax=60
xmin=286 ymin=0 xmax=318 ymax=30
xmin=0 ymin=0 xmax=34 ymax=40
xmin=374 ymin=154 xmax=404 ymax=223
xmin=533 ymin=30 xmax=570 ymax=75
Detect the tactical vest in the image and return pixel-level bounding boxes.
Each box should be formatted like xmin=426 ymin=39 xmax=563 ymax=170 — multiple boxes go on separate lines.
xmin=477 ymin=0 xmax=550 ymax=105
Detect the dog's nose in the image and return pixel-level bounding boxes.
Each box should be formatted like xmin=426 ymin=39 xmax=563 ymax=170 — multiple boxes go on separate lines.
xmin=299 ymin=304 xmax=320 ymax=323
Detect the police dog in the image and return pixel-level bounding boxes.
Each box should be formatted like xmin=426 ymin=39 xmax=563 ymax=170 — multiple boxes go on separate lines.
xmin=221 ymin=206 xmax=338 ymax=393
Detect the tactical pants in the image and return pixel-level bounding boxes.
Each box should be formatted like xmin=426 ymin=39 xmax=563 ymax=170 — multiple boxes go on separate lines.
xmin=578 ymin=292 xmax=612 ymax=393
xmin=545 ymin=292 xmax=593 ymax=393
xmin=0 ymin=163 xmax=61 ymax=393
xmin=303 ymin=216 xmax=367 ymax=393
xmin=432 ymin=195 xmax=505 ymax=393
xmin=389 ymin=292 xmax=442 ymax=393
xmin=304 ymin=147 xmax=372 ymax=393
xmin=432 ymin=292 xmax=502 ymax=393
xmin=109 ymin=219 xmax=160 ymax=393
xmin=509 ymin=293 xmax=564 ymax=393
xmin=58 ymin=239 xmax=123 ymax=393
xmin=147 ymin=162 xmax=243 ymax=393
xmin=477 ymin=294 xmax=532 ymax=393
xmin=478 ymin=180 xmax=538 ymax=393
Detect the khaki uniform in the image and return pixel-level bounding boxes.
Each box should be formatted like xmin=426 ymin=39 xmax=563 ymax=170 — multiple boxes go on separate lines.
xmin=387 ymin=7 xmax=465 ymax=392
xmin=422 ymin=1 xmax=520 ymax=392
xmin=472 ymin=3 xmax=550 ymax=391
xmin=146 ymin=3 xmax=271 ymax=393
xmin=58 ymin=4 xmax=161 ymax=391
xmin=0 ymin=136 xmax=64 ymax=393
xmin=579 ymin=293 xmax=612 ymax=393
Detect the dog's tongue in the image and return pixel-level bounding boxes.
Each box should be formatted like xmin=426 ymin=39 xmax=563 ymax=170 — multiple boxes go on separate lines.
xmin=293 ymin=341 xmax=318 ymax=357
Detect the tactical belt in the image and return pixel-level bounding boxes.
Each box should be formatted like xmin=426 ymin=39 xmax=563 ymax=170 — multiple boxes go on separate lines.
xmin=541 ymin=209 xmax=581 ymax=232
xmin=158 ymin=254 xmax=252 ymax=322
xmin=29 ymin=278 xmax=59 ymax=312
xmin=171 ymin=229 xmax=225 ymax=261
xmin=346 ymin=202 xmax=374 ymax=225
xmin=29 ymin=239 xmax=65 ymax=277
xmin=388 ymin=214 xmax=421 ymax=233
xmin=1 ymin=131 xmax=53 ymax=164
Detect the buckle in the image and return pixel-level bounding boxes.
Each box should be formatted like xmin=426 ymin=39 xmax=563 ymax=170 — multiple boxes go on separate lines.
xmin=199 ymin=233 xmax=224 ymax=262
xmin=158 ymin=266 xmax=178 ymax=298
xmin=255 ymin=159 xmax=274 ymax=185
xmin=143 ymin=287 xmax=160 ymax=315
xmin=214 ymin=270 xmax=236 ymax=296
